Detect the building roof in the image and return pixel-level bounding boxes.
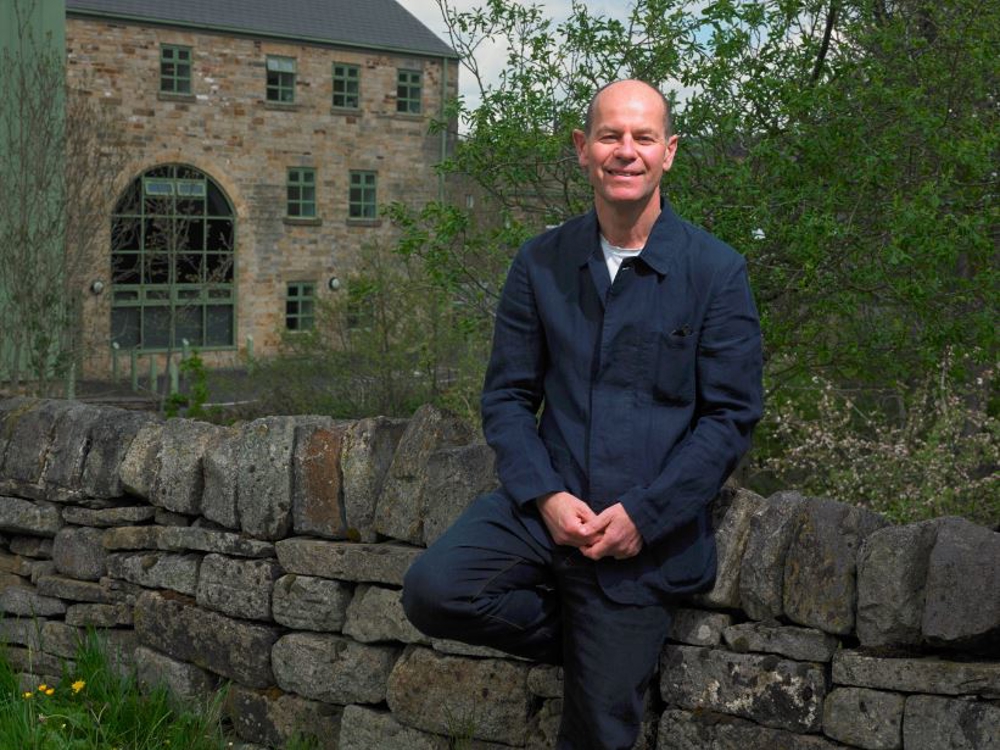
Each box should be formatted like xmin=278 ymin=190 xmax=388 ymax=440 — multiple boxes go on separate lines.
xmin=65 ymin=0 xmax=457 ymax=59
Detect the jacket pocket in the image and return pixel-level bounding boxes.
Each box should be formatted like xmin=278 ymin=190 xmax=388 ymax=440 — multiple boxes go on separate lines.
xmin=653 ymin=329 xmax=697 ymax=404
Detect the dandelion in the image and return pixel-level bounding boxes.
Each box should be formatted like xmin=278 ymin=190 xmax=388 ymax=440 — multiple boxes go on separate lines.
xmin=71 ymin=680 xmax=86 ymax=694
xmin=37 ymin=684 xmax=47 ymax=691
xmin=44 ymin=687 xmax=55 ymax=696
xmin=22 ymin=691 xmax=33 ymax=699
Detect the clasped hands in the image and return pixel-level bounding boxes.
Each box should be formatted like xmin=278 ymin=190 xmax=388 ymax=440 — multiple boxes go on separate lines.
xmin=536 ymin=491 xmax=643 ymax=560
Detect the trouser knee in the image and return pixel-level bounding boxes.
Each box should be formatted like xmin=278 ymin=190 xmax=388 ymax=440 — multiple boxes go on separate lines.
xmin=401 ymin=555 xmax=464 ymax=638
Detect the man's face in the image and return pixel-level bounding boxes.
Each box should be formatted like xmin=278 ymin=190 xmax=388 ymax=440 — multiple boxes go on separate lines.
xmin=573 ymin=81 xmax=678 ymax=211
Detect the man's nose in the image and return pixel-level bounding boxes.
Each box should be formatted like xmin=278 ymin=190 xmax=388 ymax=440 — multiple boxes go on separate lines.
xmin=614 ymin=136 xmax=637 ymax=159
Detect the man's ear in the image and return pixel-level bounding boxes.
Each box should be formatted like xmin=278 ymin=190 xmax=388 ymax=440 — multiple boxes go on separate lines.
xmin=572 ymin=129 xmax=588 ymax=167
xmin=662 ymin=134 xmax=679 ymax=172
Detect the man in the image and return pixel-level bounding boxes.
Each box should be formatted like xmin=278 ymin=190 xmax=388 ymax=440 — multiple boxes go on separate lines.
xmin=403 ymin=79 xmax=763 ymax=749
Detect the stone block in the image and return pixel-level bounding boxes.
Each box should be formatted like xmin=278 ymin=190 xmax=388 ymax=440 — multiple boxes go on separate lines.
xmin=669 ymin=607 xmax=732 ymax=647
xmin=272 ymin=632 xmax=399 ymax=704
xmin=782 ymin=497 xmax=888 ymax=635
xmin=0 ymin=399 xmax=71 ymax=490
xmin=661 ymin=645 xmax=827 ymax=733
xmin=526 ymin=665 xmax=563 ymax=699
xmin=27 ymin=559 xmax=56 ymax=584
xmin=235 ymin=417 xmax=298 ymax=540
xmin=134 ymin=645 xmax=219 ymax=710
xmin=80 ymin=407 xmax=156 ymax=499
xmin=822 ymin=687 xmax=903 ymax=750
xmin=387 ymin=646 xmax=533 ymax=745
xmin=196 ymin=553 xmax=281 ymax=621
xmin=656 ymin=709 xmax=844 ymax=750
xmin=422 ymin=442 xmax=498 ymax=546
xmin=106 ymin=551 xmax=200 ymax=595
xmin=0 ymin=585 xmax=67 ymax=617
xmin=40 ymin=621 xmax=88 ymax=658
xmin=902 ymin=694 xmax=1000 ymax=750
xmin=155 ymin=419 xmax=225 ymax=515
xmin=723 ymin=621 xmax=840 ymax=662
xmin=292 ymin=418 xmax=351 ymax=538
xmin=103 ymin=525 xmax=274 ymax=558
xmin=922 ymin=516 xmax=1000 ymax=653
xmin=9 ymin=535 xmax=53 ymax=557
xmin=856 ymin=520 xmax=938 ymax=649
xmin=374 ymin=404 xmax=477 ymax=544
xmin=271 ymin=574 xmax=352 ymax=632
xmin=275 ymin=538 xmax=421 ymax=585
xmin=693 ymin=487 xmax=764 ymax=609
xmin=339 ymin=704 xmax=449 ymax=750
xmin=36 ymin=575 xmax=114 ymax=603
xmin=341 ymin=416 xmax=407 ymax=542
xmin=225 ymin=683 xmax=342 ymax=750
xmin=0 ymin=497 xmax=63 ymax=536
xmin=65 ymin=602 xmax=133 ymax=627
xmin=119 ymin=422 xmax=161 ymax=499
xmin=202 ymin=426 xmax=241 ymax=528
xmin=134 ymin=590 xmax=280 ymax=688
xmin=53 ymin=527 xmax=108 ymax=581
xmin=61 ymin=505 xmax=156 ymax=527
xmin=832 ymin=651 xmax=1000 ymax=698
xmin=739 ymin=491 xmax=807 ymax=621
xmin=0 ymin=617 xmax=45 ymax=648
xmin=0 ymin=397 xmax=34 ymax=468
xmin=38 ymin=401 xmax=95 ymax=497
xmin=343 ymin=584 xmax=427 ymax=644
xmin=3 ymin=645 xmax=68 ymax=676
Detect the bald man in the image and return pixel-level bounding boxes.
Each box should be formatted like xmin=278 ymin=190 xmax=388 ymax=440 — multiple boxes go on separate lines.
xmin=404 ymin=80 xmax=763 ymax=749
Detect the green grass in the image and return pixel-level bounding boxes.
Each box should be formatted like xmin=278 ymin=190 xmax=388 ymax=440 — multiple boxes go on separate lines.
xmin=0 ymin=631 xmax=231 ymax=750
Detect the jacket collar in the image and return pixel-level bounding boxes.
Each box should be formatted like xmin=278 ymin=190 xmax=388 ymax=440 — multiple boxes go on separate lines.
xmin=568 ymin=199 xmax=682 ymax=277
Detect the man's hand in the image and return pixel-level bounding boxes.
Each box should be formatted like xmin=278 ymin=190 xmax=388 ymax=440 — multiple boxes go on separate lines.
xmin=537 ymin=491 xmax=603 ymax=548
xmin=580 ymin=503 xmax=643 ymax=561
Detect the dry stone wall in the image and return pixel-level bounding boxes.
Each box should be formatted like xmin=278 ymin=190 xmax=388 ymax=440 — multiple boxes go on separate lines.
xmin=0 ymin=396 xmax=997 ymax=750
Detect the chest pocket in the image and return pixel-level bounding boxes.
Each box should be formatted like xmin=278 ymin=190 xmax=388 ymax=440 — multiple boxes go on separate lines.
xmin=653 ymin=328 xmax=697 ymax=404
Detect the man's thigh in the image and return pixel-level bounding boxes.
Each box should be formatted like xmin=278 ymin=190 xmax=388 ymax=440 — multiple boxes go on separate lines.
xmin=402 ymin=492 xmax=562 ymax=662
xmin=555 ymin=553 xmax=672 ymax=750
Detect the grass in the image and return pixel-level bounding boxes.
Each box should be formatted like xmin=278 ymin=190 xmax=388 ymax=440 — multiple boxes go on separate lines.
xmin=0 ymin=630 xmax=231 ymax=750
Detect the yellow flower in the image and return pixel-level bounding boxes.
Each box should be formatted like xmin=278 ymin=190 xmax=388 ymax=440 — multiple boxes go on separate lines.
xmin=44 ymin=688 xmax=55 ymax=696
xmin=71 ymin=680 xmax=86 ymax=694
xmin=37 ymin=684 xmax=47 ymax=691
xmin=22 ymin=691 xmax=33 ymax=699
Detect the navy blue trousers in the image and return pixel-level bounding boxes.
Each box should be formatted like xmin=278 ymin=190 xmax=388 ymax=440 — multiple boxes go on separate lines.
xmin=402 ymin=492 xmax=672 ymax=750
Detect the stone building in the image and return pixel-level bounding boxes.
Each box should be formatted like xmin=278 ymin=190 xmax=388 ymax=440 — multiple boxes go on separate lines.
xmin=64 ymin=0 xmax=458 ymax=376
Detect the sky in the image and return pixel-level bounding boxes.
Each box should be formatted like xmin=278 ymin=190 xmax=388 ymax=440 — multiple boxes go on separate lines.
xmin=396 ymin=0 xmax=632 ymax=111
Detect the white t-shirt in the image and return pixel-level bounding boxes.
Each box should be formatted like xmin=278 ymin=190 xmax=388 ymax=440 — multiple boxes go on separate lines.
xmin=600 ymin=235 xmax=643 ymax=282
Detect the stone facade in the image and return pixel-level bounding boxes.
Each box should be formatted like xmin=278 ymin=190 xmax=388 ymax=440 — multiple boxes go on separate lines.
xmin=1 ymin=396 xmax=999 ymax=749
xmin=64 ymin=10 xmax=458 ymax=375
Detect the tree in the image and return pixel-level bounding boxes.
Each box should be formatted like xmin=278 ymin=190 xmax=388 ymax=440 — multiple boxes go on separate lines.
xmin=387 ymin=0 xmax=997 ymax=518
xmin=0 ymin=0 xmax=132 ymax=395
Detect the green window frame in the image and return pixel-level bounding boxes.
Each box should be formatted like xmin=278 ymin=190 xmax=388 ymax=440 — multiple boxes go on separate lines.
xmin=396 ymin=68 xmax=422 ymax=114
xmin=160 ymin=44 xmax=192 ymax=94
xmin=110 ymin=164 xmax=236 ymax=351
xmin=332 ymin=63 xmax=360 ymax=109
xmin=286 ymin=282 xmax=315 ymax=331
xmin=266 ymin=56 xmax=296 ymax=103
xmin=348 ymin=171 xmax=377 ymax=219
xmin=287 ymin=168 xmax=316 ymax=218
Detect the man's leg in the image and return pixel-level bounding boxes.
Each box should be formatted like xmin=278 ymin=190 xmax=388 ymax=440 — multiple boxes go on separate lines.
xmin=402 ymin=491 xmax=562 ymax=664
xmin=554 ymin=552 xmax=672 ymax=750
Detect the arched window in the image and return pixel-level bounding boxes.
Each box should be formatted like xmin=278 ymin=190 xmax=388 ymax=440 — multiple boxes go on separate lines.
xmin=110 ymin=164 xmax=235 ymax=350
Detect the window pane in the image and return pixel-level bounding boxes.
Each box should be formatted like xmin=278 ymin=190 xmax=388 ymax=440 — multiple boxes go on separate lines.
xmin=143 ymin=307 xmax=171 ymax=348
xmin=206 ymin=305 xmax=233 ymax=345
xmin=111 ymin=307 xmax=140 ymax=347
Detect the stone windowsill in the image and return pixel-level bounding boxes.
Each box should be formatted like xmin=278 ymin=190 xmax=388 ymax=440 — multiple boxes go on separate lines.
xmin=265 ymin=101 xmax=301 ymax=112
xmin=346 ymin=218 xmax=382 ymax=228
xmin=284 ymin=217 xmax=322 ymax=227
xmin=158 ymin=92 xmax=196 ymax=103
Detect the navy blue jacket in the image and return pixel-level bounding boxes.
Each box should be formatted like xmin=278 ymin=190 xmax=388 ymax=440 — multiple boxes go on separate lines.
xmin=481 ymin=202 xmax=764 ymax=605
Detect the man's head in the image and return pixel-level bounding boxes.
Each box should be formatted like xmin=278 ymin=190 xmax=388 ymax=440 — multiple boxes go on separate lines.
xmin=583 ymin=79 xmax=673 ymax=138
xmin=573 ymin=80 xmax=679 ymax=215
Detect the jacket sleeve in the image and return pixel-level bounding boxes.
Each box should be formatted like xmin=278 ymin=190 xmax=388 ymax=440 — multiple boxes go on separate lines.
xmin=618 ymin=257 xmax=764 ymax=546
xmin=480 ymin=248 xmax=567 ymax=506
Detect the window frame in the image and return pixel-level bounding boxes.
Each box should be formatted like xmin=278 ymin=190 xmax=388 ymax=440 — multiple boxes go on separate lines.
xmin=396 ymin=68 xmax=422 ymax=114
xmin=286 ymin=167 xmax=317 ymax=219
xmin=266 ymin=55 xmax=297 ymax=103
xmin=286 ymin=282 xmax=316 ymax=331
xmin=160 ymin=44 xmax=192 ymax=95
xmin=348 ymin=170 xmax=378 ymax=220
xmin=332 ymin=63 xmax=360 ymax=110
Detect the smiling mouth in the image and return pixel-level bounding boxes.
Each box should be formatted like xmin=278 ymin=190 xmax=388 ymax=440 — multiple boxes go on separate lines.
xmin=607 ymin=169 xmax=642 ymax=177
